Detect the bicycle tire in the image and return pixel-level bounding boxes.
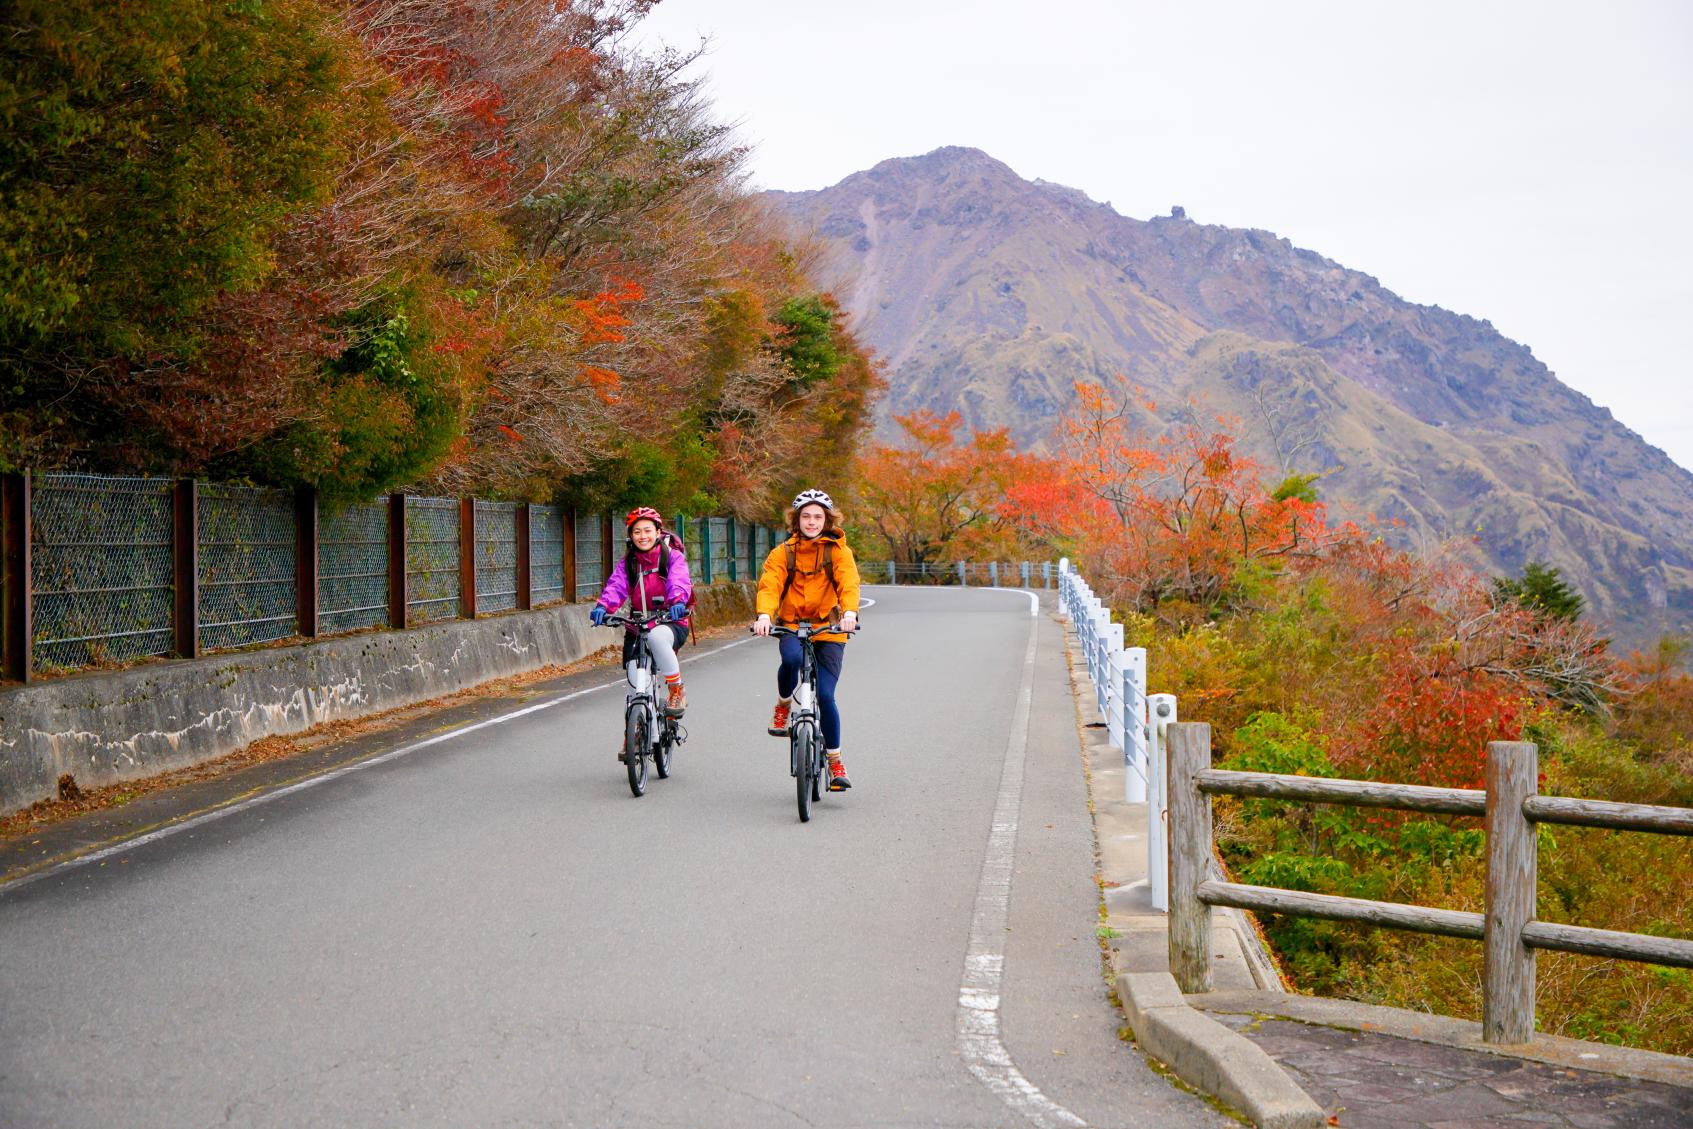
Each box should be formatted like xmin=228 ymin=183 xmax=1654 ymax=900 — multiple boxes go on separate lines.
xmin=654 ymin=721 xmax=673 ymax=779
xmin=625 ymin=703 xmax=649 ymax=797
xmin=794 ymin=724 xmax=815 ymax=822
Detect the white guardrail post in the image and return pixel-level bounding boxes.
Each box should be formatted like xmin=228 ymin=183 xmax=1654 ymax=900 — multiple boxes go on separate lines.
xmin=1122 ymin=647 xmax=1147 ymax=804
xmin=1147 ymin=693 xmax=1177 ymax=911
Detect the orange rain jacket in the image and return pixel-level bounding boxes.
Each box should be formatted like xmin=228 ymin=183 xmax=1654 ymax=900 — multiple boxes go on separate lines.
xmin=755 ymin=531 xmax=861 ymax=644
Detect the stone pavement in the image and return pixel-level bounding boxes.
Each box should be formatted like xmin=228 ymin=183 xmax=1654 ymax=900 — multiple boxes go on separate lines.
xmin=1210 ymin=1012 xmax=1693 ymax=1128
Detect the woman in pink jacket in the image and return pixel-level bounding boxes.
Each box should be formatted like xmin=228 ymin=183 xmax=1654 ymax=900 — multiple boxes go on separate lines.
xmin=591 ymin=508 xmax=693 ymax=730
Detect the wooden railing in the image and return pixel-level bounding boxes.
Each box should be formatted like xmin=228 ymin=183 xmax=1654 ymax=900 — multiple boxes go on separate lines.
xmin=1165 ymin=723 xmax=1693 ymax=1044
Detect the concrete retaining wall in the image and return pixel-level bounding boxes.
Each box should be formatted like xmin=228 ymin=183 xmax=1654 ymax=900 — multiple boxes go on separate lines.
xmin=0 ymin=583 xmax=756 ymax=815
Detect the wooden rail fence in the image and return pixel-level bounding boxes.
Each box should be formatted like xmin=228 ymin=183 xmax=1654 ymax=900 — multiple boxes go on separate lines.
xmin=1166 ymin=723 xmax=1693 ymax=1044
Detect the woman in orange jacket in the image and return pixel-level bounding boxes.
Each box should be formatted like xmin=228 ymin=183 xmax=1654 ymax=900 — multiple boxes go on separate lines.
xmin=752 ymin=489 xmax=861 ymax=791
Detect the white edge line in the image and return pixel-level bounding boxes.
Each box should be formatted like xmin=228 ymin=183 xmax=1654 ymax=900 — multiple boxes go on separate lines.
xmin=955 ymin=604 xmax=1089 ymax=1127
xmin=0 ymin=635 xmax=760 ymax=896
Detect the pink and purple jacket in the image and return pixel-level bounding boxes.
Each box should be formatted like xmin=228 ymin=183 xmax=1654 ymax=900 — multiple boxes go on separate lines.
xmin=595 ymin=533 xmax=692 ymax=629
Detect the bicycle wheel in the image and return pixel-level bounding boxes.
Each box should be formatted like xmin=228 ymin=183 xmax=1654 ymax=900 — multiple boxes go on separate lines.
xmin=625 ymin=703 xmax=649 ymax=797
xmin=794 ymin=724 xmax=815 ymax=822
xmin=654 ymin=721 xmax=673 ymax=779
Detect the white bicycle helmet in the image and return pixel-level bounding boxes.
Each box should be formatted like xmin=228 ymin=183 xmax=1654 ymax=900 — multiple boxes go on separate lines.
xmin=791 ymin=488 xmax=834 ymax=511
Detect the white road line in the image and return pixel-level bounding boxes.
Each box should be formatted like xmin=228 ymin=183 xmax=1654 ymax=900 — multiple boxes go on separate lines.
xmin=956 ymin=612 xmax=1089 ymax=1127
xmin=863 ymin=583 xmax=1040 ymax=616
xmin=0 ymin=635 xmax=759 ymax=896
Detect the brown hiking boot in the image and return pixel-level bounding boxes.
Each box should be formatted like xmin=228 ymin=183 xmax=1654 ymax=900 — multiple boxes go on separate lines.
xmin=767 ymin=701 xmax=791 ymax=736
xmin=827 ymin=752 xmax=851 ymax=792
xmin=665 ymin=681 xmax=687 ymax=716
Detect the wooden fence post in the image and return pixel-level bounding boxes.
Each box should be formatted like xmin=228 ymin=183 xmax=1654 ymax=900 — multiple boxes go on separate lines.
xmin=516 ymin=503 xmax=532 ymax=611
xmin=1485 ymin=740 xmax=1539 ymax=1044
xmin=1168 ymin=721 xmax=1214 ymax=993
xmin=459 ymin=497 xmax=477 ymax=619
xmin=563 ymin=508 xmax=577 ymax=602
xmin=388 ymin=493 xmax=407 ymax=628
xmin=295 ymin=486 xmax=318 ymax=638
xmin=173 ymin=479 xmax=199 ymax=659
xmin=2 ymin=471 xmax=31 ymax=682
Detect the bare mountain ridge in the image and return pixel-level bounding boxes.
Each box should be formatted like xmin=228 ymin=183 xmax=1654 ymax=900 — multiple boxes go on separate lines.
xmin=767 ymin=147 xmax=1693 ymax=640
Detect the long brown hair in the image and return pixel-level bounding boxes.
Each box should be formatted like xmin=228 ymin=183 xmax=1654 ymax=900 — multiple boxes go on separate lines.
xmin=787 ymin=502 xmax=845 ymax=539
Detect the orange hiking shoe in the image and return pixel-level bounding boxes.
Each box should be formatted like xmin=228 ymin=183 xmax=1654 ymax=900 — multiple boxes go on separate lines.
xmin=665 ymin=681 xmax=687 ymax=717
xmin=827 ymin=753 xmax=852 ymax=792
xmin=767 ymin=701 xmax=791 ymax=736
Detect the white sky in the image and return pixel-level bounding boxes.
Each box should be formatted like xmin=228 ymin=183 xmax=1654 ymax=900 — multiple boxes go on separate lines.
xmin=631 ymin=0 xmax=1693 ymax=472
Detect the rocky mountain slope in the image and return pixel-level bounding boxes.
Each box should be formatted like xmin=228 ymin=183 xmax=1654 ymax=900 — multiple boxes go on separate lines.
xmin=767 ymin=148 xmax=1693 ymax=641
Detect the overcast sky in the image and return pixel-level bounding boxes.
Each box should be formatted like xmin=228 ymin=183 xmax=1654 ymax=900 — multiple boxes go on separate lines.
xmin=631 ymin=1 xmax=1693 ymax=472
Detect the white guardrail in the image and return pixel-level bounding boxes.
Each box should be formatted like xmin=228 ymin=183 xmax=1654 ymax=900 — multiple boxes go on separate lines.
xmin=1057 ymin=559 xmax=1177 ymax=911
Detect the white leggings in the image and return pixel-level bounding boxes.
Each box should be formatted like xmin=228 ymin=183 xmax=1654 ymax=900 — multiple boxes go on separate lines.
xmin=626 ymin=624 xmax=681 ymax=698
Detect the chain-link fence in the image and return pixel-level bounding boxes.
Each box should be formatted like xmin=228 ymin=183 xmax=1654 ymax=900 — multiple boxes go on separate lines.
xmin=736 ymin=521 xmax=754 ymax=580
xmin=198 ymin=484 xmax=298 ymax=652
xmin=4 ymin=471 xmax=776 ymax=680
xmin=319 ymin=499 xmax=389 ymax=635
xmin=405 ymin=496 xmax=460 ymax=624
xmin=573 ymin=512 xmax=604 ymax=601
xmin=473 ymin=500 xmax=519 ymax=614
xmin=30 ymin=475 xmax=175 ymax=671
xmin=531 ymin=504 xmax=565 ymax=605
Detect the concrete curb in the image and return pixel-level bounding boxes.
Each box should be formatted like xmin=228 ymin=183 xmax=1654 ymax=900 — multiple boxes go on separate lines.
xmin=1060 ymin=618 xmax=1324 ymax=1126
xmin=1119 ymin=972 xmax=1326 ymax=1128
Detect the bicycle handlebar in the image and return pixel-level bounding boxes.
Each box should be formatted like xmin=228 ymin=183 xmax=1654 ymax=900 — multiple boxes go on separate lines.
xmin=753 ymin=621 xmax=860 ymax=638
xmin=599 ymin=610 xmax=682 ymax=630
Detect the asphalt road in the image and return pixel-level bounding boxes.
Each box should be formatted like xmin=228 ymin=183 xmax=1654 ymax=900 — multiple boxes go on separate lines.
xmin=0 ymin=586 xmax=1227 ymax=1128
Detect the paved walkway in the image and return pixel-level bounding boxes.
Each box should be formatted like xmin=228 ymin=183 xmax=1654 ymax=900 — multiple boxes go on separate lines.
xmin=1213 ymin=1013 xmax=1693 ymax=1128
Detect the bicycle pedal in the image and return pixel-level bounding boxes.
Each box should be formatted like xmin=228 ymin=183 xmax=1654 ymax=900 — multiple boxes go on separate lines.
xmin=673 ymin=724 xmax=688 ymax=744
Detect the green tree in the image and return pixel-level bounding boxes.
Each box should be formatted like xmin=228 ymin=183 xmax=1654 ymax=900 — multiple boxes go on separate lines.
xmin=0 ymin=0 xmax=346 ymax=365
xmin=772 ymin=296 xmax=845 ymax=387
xmin=1494 ymin=560 xmax=1587 ymax=621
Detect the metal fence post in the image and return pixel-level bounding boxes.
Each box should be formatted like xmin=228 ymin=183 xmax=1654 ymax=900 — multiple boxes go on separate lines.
xmin=516 ymin=503 xmax=532 ymax=611
xmin=726 ymin=517 xmax=737 ymax=581
xmin=1123 ymin=646 xmax=1148 ymax=804
xmin=1021 ymin=561 xmax=1030 ymax=587
xmin=886 ymin=560 xmax=895 ymax=584
xmin=957 ymin=560 xmax=966 ymax=585
xmin=173 ymin=479 xmax=200 ymax=658
xmin=295 ymin=486 xmax=318 ymax=638
xmin=1043 ymin=561 xmax=1052 ymax=588
xmin=601 ymin=512 xmax=614 ymax=591
xmin=2 ymin=471 xmax=31 ymax=681
xmin=1148 ymin=693 xmax=1178 ymax=911
xmin=387 ymin=493 xmax=407 ymax=627
xmin=700 ymin=517 xmax=712 ymax=584
xmin=458 ymin=497 xmax=478 ymax=619
xmin=1168 ymin=721 xmax=1214 ymax=993
xmin=1485 ymin=740 xmax=1539 ymax=1044
xmin=989 ymin=561 xmax=999 ymax=586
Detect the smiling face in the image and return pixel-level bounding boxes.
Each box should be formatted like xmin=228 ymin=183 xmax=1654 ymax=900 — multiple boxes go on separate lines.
xmin=797 ymin=503 xmax=828 ymax=538
xmin=629 ymin=519 xmax=660 ymax=550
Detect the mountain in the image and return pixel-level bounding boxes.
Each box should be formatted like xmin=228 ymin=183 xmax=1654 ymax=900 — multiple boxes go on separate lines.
xmin=767 ymin=147 xmax=1693 ymax=642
